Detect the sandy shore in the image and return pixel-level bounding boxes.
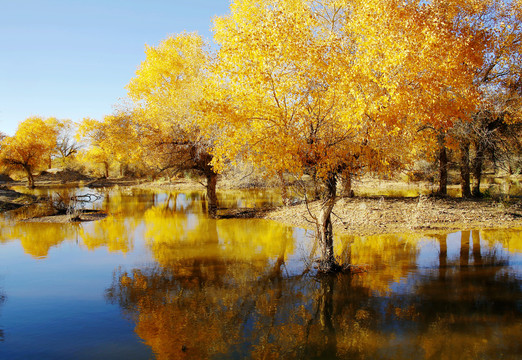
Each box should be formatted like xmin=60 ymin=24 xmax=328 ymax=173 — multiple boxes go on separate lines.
xmin=2 ymin=179 xmax=521 ymax=233
xmin=265 ymin=196 xmax=522 ymax=236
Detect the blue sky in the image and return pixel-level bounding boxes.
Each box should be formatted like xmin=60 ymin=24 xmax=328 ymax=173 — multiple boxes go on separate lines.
xmin=0 ymin=0 xmax=231 ymax=135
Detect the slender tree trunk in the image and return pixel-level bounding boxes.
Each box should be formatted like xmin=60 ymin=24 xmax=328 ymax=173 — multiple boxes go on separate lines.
xmin=472 ymin=142 xmax=485 ymax=197
xmin=438 ymin=144 xmax=448 ymax=196
xmin=460 ymin=141 xmax=472 ymax=198
xmin=103 ymin=162 xmax=109 ymax=178
xmin=317 ymin=174 xmax=340 ymax=273
xmin=24 ymin=165 xmax=34 ymax=188
xmin=205 ymin=171 xmax=218 ymax=218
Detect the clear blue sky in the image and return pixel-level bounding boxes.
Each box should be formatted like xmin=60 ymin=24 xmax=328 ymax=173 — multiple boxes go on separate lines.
xmin=0 ymin=0 xmax=231 ymax=135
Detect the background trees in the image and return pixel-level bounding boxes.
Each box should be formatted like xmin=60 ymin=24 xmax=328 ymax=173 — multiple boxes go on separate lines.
xmin=53 ymin=119 xmax=80 ymax=168
xmin=76 ymin=112 xmax=144 ymax=178
xmin=0 ymin=116 xmax=59 ymax=187
xmin=467 ymin=0 xmax=522 ymax=196
xmin=428 ymin=0 xmax=522 ymax=197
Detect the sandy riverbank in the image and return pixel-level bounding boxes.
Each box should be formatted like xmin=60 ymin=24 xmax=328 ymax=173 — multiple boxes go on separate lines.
xmin=264 ymin=196 xmax=522 ymax=236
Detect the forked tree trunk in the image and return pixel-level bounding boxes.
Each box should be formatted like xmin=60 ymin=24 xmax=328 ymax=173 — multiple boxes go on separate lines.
xmin=438 ymin=144 xmax=448 ymax=196
xmin=460 ymin=141 xmax=472 ymax=198
xmin=472 ymin=143 xmax=485 ymax=197
xmin=206 ymin=171 xmax=218 ymax=218
xmin=317 ymin=174 xmax=340 ymax=273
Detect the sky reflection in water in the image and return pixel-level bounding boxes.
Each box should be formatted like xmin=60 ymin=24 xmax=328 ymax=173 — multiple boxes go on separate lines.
xmin=0 ymin=188 xmax=520 ymax=359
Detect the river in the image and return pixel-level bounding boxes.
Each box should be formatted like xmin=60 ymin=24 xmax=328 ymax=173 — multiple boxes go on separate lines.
xmin=0 ymin=187 xmax=520 ymax=359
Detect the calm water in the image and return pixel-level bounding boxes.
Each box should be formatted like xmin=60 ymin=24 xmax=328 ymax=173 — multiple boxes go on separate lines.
xmin=0 ymin=187 xmax=520 ymax=359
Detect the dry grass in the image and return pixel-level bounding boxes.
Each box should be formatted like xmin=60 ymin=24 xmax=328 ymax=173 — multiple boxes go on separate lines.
xmin=265 ymin=196 xmax=522 ymax=236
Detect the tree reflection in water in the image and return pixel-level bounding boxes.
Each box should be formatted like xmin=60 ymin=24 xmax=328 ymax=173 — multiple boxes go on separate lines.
xmin=106 ymin=228 xmax=521 ymax=359
xmin=1 ymin=188 xmax=519 ymax=358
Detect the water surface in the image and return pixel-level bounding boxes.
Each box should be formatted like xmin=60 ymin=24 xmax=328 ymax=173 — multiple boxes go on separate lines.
xmin=0 ymin=187 xmax=520 ymax=359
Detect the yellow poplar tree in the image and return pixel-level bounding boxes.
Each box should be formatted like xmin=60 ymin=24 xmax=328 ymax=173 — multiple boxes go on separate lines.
xmin=77 ymin=118 xmax=114 ymax=178
xmin=465 ymin=0 xmax=522 ymax=196
xmin=0 ymin=116 xmax=59 ymax=187
xmin=77 ymin=112 xmax=143 ymax=178
xmin=126 ymin=32 xmax=220 ymax=217
xmin=209 ymin=0 xmax=482 ymax=272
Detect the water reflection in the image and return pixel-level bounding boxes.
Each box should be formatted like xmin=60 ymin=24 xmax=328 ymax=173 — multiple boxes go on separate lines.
xmin=106 ymin=228 xmax=521 ymax=359
xmin=79 ymin=216 xmax=135 ymax=253
xmin=0 ymin=188 xmax=520 ymax=359
xmin=0 ymin=222 xmax=80 ymax=258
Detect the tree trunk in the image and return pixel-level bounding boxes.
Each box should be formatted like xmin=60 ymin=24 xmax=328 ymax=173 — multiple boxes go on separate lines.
xmin=460 ymin=141 xmax=472 ymax=198
xmin=317 ymin=174 xmax=340 ymax=273
xmin=438 ymin=144 xmax=448 ymax=196
xmin=472 ymin=142 xmax=485 ymax=197
xmin=24 ymin=165 xmax=35 ymax=188
xmin=103 ymin=162 xmax=109 ymax=178
xmin=206 ymin=171 xmax=218 ymax=218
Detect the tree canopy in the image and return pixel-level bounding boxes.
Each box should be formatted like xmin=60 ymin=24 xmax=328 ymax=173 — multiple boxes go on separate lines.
xmin=0 ymin=116 xmax=59 ymax=187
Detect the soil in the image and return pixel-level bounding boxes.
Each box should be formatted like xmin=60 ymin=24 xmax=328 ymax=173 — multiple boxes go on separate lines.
xmin=264 ymin=196 xmax=522 ymax=236
xmin=37 ymin=169 xmax=93 ymax=182
xmin=21 ymin=210 xmax=108 ymax=223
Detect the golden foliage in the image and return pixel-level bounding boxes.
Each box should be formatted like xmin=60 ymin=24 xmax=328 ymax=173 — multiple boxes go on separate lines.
xmin=206 ymin=0 xmax=484 ymax=180
xmin=0 ymin=116 xmax=59 ymax=185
